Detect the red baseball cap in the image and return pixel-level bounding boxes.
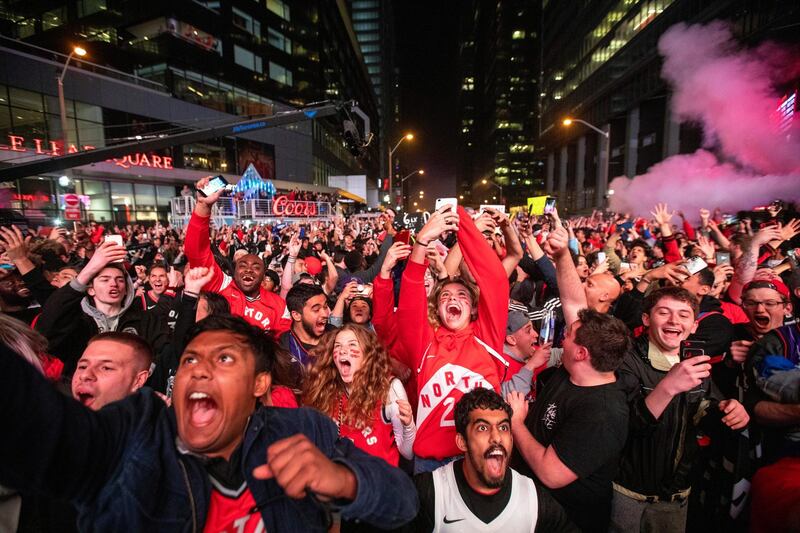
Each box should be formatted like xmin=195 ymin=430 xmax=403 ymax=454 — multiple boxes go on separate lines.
xmin=743 ymin=279 xmax=790 ymax=300
xmin=305 ymin=256 xmax=323 ymax=276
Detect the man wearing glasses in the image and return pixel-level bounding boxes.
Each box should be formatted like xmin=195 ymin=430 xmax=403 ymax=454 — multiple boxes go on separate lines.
xmin=729 ymin=278 xmax=793 ymax=366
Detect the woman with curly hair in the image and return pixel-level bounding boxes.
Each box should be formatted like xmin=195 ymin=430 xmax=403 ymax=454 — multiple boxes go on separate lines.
xmin=304 ymin=324 xmax=415 ymax=466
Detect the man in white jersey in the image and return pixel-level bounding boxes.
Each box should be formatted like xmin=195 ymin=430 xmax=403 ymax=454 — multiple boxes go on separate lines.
xmin=405 ymin=388 xmax=576 ymax=532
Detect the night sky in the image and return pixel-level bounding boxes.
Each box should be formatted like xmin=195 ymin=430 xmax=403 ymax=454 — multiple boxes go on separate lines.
xmin=394 ymin=2 xmax=460 ymax=209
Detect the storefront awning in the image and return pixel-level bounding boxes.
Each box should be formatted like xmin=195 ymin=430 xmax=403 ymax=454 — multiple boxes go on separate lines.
xmin=337 ymin=189 xmax=365 ymax=203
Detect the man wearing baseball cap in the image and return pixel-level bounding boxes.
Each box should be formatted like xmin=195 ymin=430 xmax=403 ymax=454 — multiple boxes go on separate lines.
xmin=501 ymin=309 xmax=553 ymax=399
xmin=728 ymin=278 xmax=793 ymax=367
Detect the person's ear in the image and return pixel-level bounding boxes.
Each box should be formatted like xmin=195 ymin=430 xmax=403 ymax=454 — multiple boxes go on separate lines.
xmin=87 ymin=285 xmax=96 ymax=297
xmin=456 ymin=432 xmax=468 ymax=453
xmin=698 ymin=285 xmax=711 ymax=296
xmin=785 ymin=301 xmax=793 ymax=318
xmin=641 ymin=313 xmax=650 ymax=328
xmin=132 ymin=369 xmax=150 ymax=391
xmin=505 ymin=334 xmax=517 ymax=347
xmin=290 ymin=310 xmax=302 ymax=322
xmin=254 ymin=372 xmax=272 ymax=398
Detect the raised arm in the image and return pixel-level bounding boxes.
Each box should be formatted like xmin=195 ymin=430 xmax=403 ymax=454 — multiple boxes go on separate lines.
xmin=184 ymin=177 xmax=226 ymax=292
xmin=728 ymin=225 xmax=782 ymax=303
xmin=457 ymin=206 xmax=509 ymax=349
xmin=544 ymin=218 xmax=586 ymax=327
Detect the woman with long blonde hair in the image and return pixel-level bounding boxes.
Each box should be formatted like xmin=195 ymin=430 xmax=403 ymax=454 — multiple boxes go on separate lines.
xmin=304 ymin=324 xmax=415 ymax=466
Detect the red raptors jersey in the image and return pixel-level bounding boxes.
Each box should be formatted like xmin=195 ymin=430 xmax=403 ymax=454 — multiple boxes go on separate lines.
xmin=336 ymin=394 xmax=399 ymax=467
xmin=396 ymin=206 xmax=509 ymax=461
xmin=203 ymin=487 xmax=263 ymax=533
xmin=185 ymin=213 xmax=291 ymax=334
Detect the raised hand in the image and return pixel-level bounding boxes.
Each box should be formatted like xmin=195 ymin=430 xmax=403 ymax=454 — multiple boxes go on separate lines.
xmin=778 ymin=218 xmax=800 ymax=243
xmin=752 ymin=225 xmax=783 ymax=247
xmin=194 ymin=176 xmax=224 ymax=208
xmin=696 ymin=234 xmax=715 ymax=260
xmin=651 ymin=203 xmax=674 ymax=226
xmin=417 ymin=205 xmax=459 ymax=244
xmin=379 ymin=242 xmax=412 ymax=278
xmin=0 ymin=226 xmax=31 ymax=262
xmin=184 ymin=266 xmax=215 ymax=294
xmin=542 ymin=224 xmax=569 ymax=257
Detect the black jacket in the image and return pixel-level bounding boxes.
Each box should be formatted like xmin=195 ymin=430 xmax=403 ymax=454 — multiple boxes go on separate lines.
xmin=616 ymin=336 xmax=725 ymax=496
xmin=35 ymin=278 xmax=170 ymax=375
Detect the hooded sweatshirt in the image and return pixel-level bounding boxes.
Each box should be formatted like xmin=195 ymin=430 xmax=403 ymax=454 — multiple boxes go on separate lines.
xmin=396 ymin=206 xmax=509 ymax=460
xmin=35 ymin=273 xmax=169 ymax=375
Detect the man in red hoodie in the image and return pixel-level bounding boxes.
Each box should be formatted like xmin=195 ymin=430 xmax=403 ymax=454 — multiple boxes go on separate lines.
xmin=184 ymin=177 xmax=291 ymax=334
xmin=397 ymin=204 xmax=509 ymax=473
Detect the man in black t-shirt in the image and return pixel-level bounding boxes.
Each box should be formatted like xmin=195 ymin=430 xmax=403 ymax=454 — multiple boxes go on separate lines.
xmin=508 ymin=310 xmax=631 ymax=532
xmin=507 ymin=223 xmax=632 ymax=532
xmin=406 ymin=389 xmax=576 ymax=532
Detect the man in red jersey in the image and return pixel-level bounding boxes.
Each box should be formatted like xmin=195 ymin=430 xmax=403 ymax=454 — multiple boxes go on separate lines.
xmin=184 ymin=176 xmax=291 ymax=334
xmin=397 ymin=204 xmax=509 ymax=473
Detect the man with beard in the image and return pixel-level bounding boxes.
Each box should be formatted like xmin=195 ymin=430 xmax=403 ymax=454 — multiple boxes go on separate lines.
xmin=280 ymin=283 xmax=331 ymax=375
xmin=406 ymin=388 xmax=576 ymax=532
xmin=0 ymin=270 xmax=36 ymax=323
xmin=71 ymin=332 xmax=153 ymax=410
xmin=0 ymin=315 xmax=418 ymax=532
xmin=185 ymin=176 xmax=291 ymax=334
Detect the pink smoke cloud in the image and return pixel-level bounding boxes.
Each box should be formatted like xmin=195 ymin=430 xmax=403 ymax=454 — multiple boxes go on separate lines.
xmin=610 ymin=21 xmax=800 ymax=217
xmin=609 ymin=150 xmax=800 ymax=217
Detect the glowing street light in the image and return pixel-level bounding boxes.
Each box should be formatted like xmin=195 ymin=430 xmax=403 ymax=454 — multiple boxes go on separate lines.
xmin=58 ymin=46 xmax=88 ymax=146
xmin=562 ymin=117 xmax=611 ymax=207
xmin=481 ymin=178 xmax=503 ymax=202
xmin=387 ymin=132 xmax=415 ymax=204
xmin=400 ymin=169 xmax=424 ymax=183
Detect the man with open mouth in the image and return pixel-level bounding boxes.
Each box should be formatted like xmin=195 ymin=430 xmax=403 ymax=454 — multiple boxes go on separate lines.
xmin=185 ymin=176 xmax=292 ymax=334
xmin=0 ymin=315 xmax=418 ymax=532
xmin=405 ymin=388 xmax=576 ymax=532
xmin=71 ymin=331 xmax=153 ymax=410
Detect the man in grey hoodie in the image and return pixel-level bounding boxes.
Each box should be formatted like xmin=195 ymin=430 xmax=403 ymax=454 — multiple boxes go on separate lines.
xmin=35 ymin=240 xmax=170 ymax=376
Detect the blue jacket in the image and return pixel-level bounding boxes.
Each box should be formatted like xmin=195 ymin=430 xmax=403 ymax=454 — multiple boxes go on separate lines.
xmin=0 ymin=344 xmax=418 ymax=532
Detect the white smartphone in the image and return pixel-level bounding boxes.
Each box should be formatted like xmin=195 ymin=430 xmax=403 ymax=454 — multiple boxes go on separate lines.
xmin=104 ymin=234 xmax=125 ymax=262
xmin=435 ymin=198 xmax=458 ymax=212
xmin=597 ymin=251 xmax=606 ymax=264
xmin=480 ymin=204 xmax=506 ymax=214
xmin=199 ymin=175 xmax=230 ymax=197
xmin=105 ymin=234 xmax=123 ymax=247
xmin=685 ymin=256 xmax=708 ymax=275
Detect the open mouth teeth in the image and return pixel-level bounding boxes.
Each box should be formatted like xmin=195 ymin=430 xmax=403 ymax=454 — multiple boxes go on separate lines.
xmin=77 ymin=392 xmax=94 ymax=405
xmin=188 ymin=393 xmax=218 ymax=427
xmin=754 ymin=316 xmax=770 ymax=326
xmin=447 ymin=304 xmax=461 ymax=315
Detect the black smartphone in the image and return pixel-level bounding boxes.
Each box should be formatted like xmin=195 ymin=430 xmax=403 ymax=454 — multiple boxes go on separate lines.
xmin=679 ymin=339 xmax=707 ymax=361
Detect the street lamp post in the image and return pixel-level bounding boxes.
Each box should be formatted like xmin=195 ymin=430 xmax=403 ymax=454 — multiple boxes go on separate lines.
xmin=481 ymin=178 xmax=503 ymax=203
xmin=388 ymin=133 xmax=413 ymax=207
xmin=400 ymin=169 xmax=424 ymax=211
xmin=563 ymin=118 xmax=610 ymax=209
xmin=57 ymin=46 xmax=87 ymax=148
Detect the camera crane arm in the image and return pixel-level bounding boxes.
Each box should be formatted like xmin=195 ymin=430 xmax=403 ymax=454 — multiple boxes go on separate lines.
xmin=0 ymin=100 xmax=368 ymax=182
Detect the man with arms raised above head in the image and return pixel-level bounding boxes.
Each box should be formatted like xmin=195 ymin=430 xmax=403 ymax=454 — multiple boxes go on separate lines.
xmin=185 ymin=176 xmax=291 ymax=334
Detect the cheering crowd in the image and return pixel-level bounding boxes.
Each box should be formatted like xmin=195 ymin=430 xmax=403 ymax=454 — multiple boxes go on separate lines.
xmin=0 ymin=174 xmax=799 ymax=533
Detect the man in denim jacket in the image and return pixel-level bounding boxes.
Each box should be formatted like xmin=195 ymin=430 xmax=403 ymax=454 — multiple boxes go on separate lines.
xmin=0 ymin=315 xmax=417 ymax=532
